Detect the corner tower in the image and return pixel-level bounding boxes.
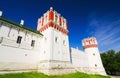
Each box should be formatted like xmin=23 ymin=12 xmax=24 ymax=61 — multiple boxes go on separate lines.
xmin=82 ymin=37 xmax=106 ymax=75
xmin=37 ymin=7 xmax=74 ymax=75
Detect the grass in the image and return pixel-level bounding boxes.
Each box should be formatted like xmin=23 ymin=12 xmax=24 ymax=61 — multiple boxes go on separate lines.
xmin=0 ymin=72 xmax=110 ymax=78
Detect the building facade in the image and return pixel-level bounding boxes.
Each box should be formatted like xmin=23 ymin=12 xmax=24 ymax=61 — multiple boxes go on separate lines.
xmin=0 ymin=7 xmax=106 ymax=75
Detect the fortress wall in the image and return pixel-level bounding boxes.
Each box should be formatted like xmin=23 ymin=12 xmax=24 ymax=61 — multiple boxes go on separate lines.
xmin=70 ymin=48 xmax=89 ymax=73
xmin=0 ymin=13 xmax=106 ymax=75
xmin=0 ymin=45 xmax=41 ymax=73
xmin=71 ymin=48 xmax=88 ymax=68
xmin=0 ymin=22 xmax=42 ymax=73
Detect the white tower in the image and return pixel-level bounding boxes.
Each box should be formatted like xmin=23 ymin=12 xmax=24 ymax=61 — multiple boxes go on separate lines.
xmin=82 ymin=37 xmax=106 ymax=75
xmin=37 ymin=7 xmax=74 ymax=75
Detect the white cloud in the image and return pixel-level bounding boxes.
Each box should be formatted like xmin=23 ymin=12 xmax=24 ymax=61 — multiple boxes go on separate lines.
xmin=87 ymin=13 xmax=120 ymax=52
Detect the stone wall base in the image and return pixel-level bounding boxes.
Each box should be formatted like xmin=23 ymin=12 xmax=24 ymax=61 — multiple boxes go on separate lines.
xmin=0 ymin=61 xmax=106 ymax=76
xmin=75 ymin=67 xmax=106 ymax=76
xmin=37 ymin=60 xmax=76 ymax=75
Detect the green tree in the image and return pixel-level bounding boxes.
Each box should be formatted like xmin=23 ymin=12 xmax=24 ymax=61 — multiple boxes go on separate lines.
xmin=115 ymin=51 xmax=120 ymax=72
xmin=100 ymin=49 xmax=120 ymax=75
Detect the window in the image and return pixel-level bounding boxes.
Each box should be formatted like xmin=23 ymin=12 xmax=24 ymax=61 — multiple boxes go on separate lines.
xmin=17 ymin=36 xmax=22 ymax=44
xmin=31 ymin=40 xmax=35 ymax=47
xmin=63 ymin=40 xmax=66 ymax=45
xmin=44 ymin=37 xmax=47 ymax=43
xmin=95 ymin=64 xmax=97 ymax=67
xmin=25 ymin=54 xmax=27 ymax=56
xmin=44 ymin=37 xmax=47 ymax=41
xmin=44 ymin=51 xmax=46 ymax=54
xmin=55 ymin=37 xmax=58 ymax=43
xmin=93 ymin=53 xmax=95 ymax=56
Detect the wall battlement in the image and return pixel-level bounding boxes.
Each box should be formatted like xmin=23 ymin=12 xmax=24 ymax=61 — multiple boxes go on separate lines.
xmin=82 ymin=37 xmax=98 ymax=49
xmin=37 ymin=7 xmax=68 ymax=35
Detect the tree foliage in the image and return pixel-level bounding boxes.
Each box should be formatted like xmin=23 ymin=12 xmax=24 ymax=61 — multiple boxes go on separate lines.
xmin=100 ymin=50 xmax=120 ymax=75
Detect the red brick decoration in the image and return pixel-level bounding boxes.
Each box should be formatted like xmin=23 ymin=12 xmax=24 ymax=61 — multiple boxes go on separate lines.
xmin=37 ymin=7 xmax=68 ymax=35
xmin=38 ymin=22 xmax=68 ymax=35
xmin=82 ymin=38 xmax=98 ymax=49
xmin=83 ymin=44 xmax=98 ymax=49
xmin=49 ymin=9 xmax=54 ymax=21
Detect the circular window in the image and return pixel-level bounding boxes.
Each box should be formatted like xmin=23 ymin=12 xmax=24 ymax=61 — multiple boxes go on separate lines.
xmin=93 ymin=53 xmax=95 ymax=56
xmin=95 ymin=64 xmax=97 ymax=67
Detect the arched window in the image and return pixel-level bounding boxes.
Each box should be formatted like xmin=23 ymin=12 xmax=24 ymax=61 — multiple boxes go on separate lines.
xmin=63 ymin=40 xmax=66 ymax=45
xmin=93 ymin=53 xmax=95 ymax=56
xmin=55 ymin=37 xmax=58 ymax=43
xmin=95 ymin=64 xmax=97 ymax=67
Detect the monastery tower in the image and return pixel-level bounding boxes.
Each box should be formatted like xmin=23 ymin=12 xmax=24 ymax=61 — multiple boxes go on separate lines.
xmin=82 ymin=37 xmax=106 ymax=75
xmin=37 ymin=7 xmax=74 ymax=75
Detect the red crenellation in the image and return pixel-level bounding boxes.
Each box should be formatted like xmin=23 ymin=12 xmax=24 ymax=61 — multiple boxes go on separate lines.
xmin=82 ymin=38 xmax=98 ymax=49
xmin=37 ymin=7 xmax=68 ymax=35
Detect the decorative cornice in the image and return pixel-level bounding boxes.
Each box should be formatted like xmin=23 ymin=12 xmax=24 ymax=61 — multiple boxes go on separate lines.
xmin=83 ymin=44 xmax=98 ymax=49
xmin=38 ymin=22 xmax=68 ymax=35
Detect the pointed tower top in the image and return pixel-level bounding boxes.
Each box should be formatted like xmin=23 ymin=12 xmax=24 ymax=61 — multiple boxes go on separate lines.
xmin=0 ymin=11 xmax=3 ymax=16
xmin=50 ymin=7 xmax=53 ymax=10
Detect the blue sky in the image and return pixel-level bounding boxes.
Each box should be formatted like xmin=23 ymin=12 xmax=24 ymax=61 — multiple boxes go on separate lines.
xmin=0 ymin=0 xmax=120 ymax=52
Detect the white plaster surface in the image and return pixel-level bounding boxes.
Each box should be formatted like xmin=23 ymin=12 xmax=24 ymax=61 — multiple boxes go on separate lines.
xmin=0 ymin=19 xmax=106 ymax=75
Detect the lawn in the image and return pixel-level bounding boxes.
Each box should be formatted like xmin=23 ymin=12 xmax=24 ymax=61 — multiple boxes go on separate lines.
xmin=0 ymin=72 xmax=110 ymax=78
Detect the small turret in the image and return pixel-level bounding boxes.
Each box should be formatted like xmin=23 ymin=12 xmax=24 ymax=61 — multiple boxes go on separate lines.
xmin=82 ymin=37 xmax=106 ymax=75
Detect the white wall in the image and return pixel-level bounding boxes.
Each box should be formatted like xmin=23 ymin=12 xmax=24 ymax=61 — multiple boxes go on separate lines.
xmin=0 ymin=21 xmax=42 ymax=72
xmin=9 ymin=27 xmax=18 ymax=40
xmin=40 ymin=27 xmax=70 ymax=62
xmin=52 ymin=29 xmax=70 ymax=61
xmin=0 ymin=20 xmax=106 ymax=75
xmin=84 ymin=47 xmax=106 ymax=75
xmin=85 ymin=48 xmax=104 ymax=68
xmin=71 ymin=47 xmax=106 ymax=75
xmin=0 ymin=24 xmax=10 ymax=37
xmin=40 ymin=27 xmax=52 ymax=60
xmin=71 ymin=48 xmax=88 ymax=68
xmin=0 ymin=45 xmax=41 ymax=72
